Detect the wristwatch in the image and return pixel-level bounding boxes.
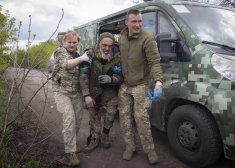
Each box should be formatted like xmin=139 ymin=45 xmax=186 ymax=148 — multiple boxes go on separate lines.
xmin=156 ymin=81 xmax=163 ymax=86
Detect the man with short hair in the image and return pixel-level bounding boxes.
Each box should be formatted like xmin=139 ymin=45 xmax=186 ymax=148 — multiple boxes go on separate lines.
xmin=79 ymin=32 xmax=123 ymax=153
xmin=118 ymin=9 xmax=163 ymax=164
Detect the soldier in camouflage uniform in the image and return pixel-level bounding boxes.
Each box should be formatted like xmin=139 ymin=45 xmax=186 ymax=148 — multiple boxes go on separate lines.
xmin=118 ymin=9 xmax=163 ymax=164
xmin=80 ymin=32 xmax=123 ymax=153
xmin=52 ymin=30 xmax=90 ymax=166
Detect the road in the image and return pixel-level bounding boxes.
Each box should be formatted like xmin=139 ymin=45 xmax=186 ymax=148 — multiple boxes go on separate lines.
xmin=3 ymin=67 xmax=235 ymax=168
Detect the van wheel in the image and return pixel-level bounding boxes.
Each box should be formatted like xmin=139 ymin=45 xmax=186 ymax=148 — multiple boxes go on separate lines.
xmin=167 ymin=105 xmax=222 ymax=167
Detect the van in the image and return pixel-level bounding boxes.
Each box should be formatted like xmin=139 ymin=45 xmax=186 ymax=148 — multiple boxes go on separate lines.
xmin=60 ymin=0 xmax=235 ymax=167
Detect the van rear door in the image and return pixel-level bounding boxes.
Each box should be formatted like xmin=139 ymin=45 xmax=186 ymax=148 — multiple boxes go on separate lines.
xmin=74 ymin=23 xmax=98 ymax=55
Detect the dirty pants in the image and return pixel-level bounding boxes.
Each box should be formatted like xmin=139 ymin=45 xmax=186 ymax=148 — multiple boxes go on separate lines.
xmin=54 ymin=92 xmax=83 ymax=153
xmin=89 ymin=95 xmax=118 ymax=139
xmin=118 ymin=83 xmax=155 ymax=154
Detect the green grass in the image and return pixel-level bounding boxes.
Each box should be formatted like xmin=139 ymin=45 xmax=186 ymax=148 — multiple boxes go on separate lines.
xmin=0 ymin=79 xmax=17 ymax=168
xmin=22 ymin=157 xmax=41 ymax=168
xmin=0 ymin=79 xmax=7 ymax=100
xmin=0 ymin=79 xmax=7 ymax=129
xmin=0 ymin=79 xmax=42 ymax=168
xmin=0 ymin=126 xmax=18 ymax=168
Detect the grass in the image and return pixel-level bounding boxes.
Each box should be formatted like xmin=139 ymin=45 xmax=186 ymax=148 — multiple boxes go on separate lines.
xmin=0 ymin=79 xmax=42 ymax=168
xmin=0 ymin=79 xmax=7 ymax=129
xmin=22 ymin=157 xmax=41 ymax=168
xmin=0 ymin=126 xmax=18 ymax=168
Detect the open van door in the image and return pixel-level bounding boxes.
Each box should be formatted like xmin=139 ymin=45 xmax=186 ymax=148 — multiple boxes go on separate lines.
xmin=74 ymin=23 xmax=98 ymax=55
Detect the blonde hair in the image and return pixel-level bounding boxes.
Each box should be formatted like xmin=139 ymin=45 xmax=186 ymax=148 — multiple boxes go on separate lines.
xmin=63 ymin=30 xmax=80 ymax=42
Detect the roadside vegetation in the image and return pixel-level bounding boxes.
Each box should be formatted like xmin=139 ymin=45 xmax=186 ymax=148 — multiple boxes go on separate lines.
xmin=13 ymin=40 xmax=58 ymax=71
xmin=0 ymin=4 xmax=62 ymax=168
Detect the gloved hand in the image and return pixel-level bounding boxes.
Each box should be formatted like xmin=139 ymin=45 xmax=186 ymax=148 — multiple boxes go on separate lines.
xmin=148 ymin=88 xmax=162 ymax=102
xmin=98 ymin=75 xmax=112 ymax=84
xmin=113 ymin=66 xmax=122 ymax=73
xmin=80 ymin=52 xmax=92 ymax=63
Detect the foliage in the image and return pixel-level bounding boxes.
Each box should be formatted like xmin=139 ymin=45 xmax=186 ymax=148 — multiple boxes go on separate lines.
xmin=0 ymin=125 xmax=42 ymax=168
xmin=0 ymin=4 xmax=61 ymax=168
xmin=14 ymin=39 xmax=57 ymax=71
xmin=0 ymin=126 xmax=18 ymax=168
xmin=0 ymin=5 xmax=18 ymax=75
xmin=29 ymin=39 xmax=57 ymax=70
xmin=0 ymin=79 xmax=14 ymax=168
xmin=0 ymin=79 xmax=42 ymax=168
xmin=0 ymin=79 xmax=7 ymax=98
xmin=14 ymin=48 xmax=27 ymax=68
xmin=22 ymin=157 xmax=41 ymax=168
xmin=0 ymin=79 xmax=7 ymax=130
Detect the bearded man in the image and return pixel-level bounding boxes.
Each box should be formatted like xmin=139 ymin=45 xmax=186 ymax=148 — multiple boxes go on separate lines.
xmin=79 ymin=32 xmax=123 ymax=153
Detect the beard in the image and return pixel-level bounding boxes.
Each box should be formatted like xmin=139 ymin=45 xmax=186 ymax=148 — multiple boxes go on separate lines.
xmin=100 ymin=49 xmax=111 ymax=61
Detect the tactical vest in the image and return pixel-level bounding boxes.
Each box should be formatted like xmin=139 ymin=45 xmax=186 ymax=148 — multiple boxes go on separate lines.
xmin=89 ymin=49 xmax=120 ymax=101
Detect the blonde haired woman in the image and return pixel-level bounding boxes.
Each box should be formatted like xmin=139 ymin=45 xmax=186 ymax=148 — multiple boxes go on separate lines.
xmin=52 ymin=30 xmax=90 ymax=166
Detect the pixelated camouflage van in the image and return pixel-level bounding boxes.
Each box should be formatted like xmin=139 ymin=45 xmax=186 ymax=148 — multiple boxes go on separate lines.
xmin=57 ymin=0 xmax=235 ymax=167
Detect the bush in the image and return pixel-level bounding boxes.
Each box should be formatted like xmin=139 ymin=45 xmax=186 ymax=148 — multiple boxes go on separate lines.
xmin=0 ymin=79 xmax=42 ymax=168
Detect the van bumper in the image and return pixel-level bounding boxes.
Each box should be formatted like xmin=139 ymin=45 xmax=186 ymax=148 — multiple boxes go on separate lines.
xmin=206 ymin=89 xmax=235 ymax=160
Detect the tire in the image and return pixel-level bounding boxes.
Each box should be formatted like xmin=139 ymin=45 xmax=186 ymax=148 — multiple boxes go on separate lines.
xmin=167 ymin=105 xmax=222 ymax=168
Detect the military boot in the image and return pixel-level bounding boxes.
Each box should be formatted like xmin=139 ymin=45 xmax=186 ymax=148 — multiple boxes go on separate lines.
xmin=148 ymin=151 xmax=159 ymax=164
xmin=123 ymin=149 xmax=135 ymax=161
xmin=101 ymin=133 xmax=110 ymax=149
xmin=83 ymin=137 xmax=100 ymax=154
xmin=57 ymin=152 xmax=80 ymax=166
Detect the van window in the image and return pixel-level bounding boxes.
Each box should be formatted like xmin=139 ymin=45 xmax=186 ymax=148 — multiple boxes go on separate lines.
xmin=157 ymin=11 xmax=177 ymax=38
xmin=172 ymin=5 xmax=235 ymax=48
xmin=142 ymin=12 xmax=156 ymax=35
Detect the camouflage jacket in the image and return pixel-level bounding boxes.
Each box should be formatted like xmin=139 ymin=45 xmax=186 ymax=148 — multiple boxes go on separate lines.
xmin=79 ymin=44 xmax=123 ymax=101
xmin=118 ymin=28 xmax=163 ymax=86
xmin=52 ymin=47 xmax=82 ymax=94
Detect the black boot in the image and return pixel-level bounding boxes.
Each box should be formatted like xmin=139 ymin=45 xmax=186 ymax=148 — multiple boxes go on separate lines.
xmin=101 ymin=128 xmax=110 ymax=148
xmin=101 ymin=132 xmax=110 ymax=148
xmin=83 ymin=137 xmax=100 ymax=154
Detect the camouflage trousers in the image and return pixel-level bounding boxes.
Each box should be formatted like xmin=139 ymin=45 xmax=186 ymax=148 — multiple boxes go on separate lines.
xmin=88 ymin=95 xmax=118 ymax=139
xmin=118 ymin=83 xmax=155 ymax=154
xmin=54 ymin=92 xmax=83 ymax=153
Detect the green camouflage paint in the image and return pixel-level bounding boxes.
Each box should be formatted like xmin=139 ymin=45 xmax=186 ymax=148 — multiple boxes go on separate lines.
xmin=74 ymin=23 xmax=98 ymax=55
xmin=56 ymin=32 xmax=66 ymax=47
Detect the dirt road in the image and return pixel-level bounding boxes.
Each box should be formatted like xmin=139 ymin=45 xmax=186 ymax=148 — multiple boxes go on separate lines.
xmin=4 ymin=68 xmax=235 ymax=168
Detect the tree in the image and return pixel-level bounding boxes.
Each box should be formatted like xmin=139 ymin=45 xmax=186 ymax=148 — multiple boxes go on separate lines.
xmin=0 ymin=5 xmax=18 ymax=75
xmin=14 ymin=48 xmax=27 ymax=68
xmin=27 ymin=39 xmax=57 ymax=70
xmin=11 ymin=39 xmax=57 ymax=70
xmin=0 ymin=7 xmax=64 ymax=167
